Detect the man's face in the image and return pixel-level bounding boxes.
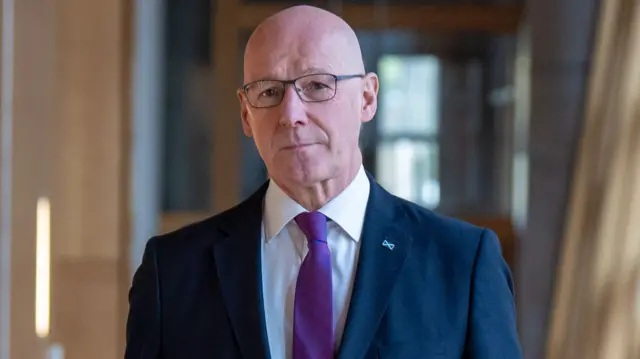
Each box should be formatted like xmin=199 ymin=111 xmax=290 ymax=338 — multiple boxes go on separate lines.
xmin=238 ymin=29 xmax=378 ymax=186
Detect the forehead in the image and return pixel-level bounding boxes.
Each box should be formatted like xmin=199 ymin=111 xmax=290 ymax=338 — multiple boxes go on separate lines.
xmin=244 ymin=32 xmax=348 ymax=82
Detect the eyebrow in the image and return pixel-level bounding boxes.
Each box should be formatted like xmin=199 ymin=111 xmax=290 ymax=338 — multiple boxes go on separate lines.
xmin=252 ymin=66 xmax=332 ymax=82
xmin=300 ymin=66 xmax=331 ymax=75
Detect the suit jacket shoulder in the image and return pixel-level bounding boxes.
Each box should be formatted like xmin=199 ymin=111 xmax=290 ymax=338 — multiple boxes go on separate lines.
xmin=379 ymin=190 xmax=494 ymax=273
xmin=358 ymin=185 xmax=521 ymax=359
xmin=151 ymin=181 xmax=269 ymax=259
xmin=127 ymin=182 xmax=272 ymax=359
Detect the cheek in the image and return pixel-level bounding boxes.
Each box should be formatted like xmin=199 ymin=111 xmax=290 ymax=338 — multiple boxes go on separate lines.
xmin=248 ymin=116 xmax=278 ymax=158
xmin=253 ymin=125 xmax=273 ymax=150
xmin=324 ymin=106 xmax=360 ymax=146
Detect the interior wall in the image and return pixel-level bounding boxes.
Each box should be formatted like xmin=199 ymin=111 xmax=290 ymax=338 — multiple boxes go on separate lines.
xmin=1 ymin=0 xmax=131 ymax=358
xmin=52 ymin=0 xmax=130 ymax=357
xmin=5 ymin=0 xmax=58 ymax=357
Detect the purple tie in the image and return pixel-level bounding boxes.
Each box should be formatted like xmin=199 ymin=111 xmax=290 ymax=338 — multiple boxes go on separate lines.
xmin=293 ymin=212 xmax=334 ymax=359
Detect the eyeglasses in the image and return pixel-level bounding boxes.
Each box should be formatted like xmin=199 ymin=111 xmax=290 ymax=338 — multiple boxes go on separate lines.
xmin=240 ymin=73 xmax=364 ymax=108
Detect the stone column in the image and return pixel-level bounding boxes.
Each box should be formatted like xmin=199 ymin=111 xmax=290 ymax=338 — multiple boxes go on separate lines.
xmin=130 ymin=0 xmax=165 ymax=277
xmin=518 ymin=0 xmax=599 ymax=358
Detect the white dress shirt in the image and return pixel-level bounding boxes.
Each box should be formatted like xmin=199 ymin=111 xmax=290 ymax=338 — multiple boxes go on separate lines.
xmin=261 ymin=165 xmax=371 ymax=359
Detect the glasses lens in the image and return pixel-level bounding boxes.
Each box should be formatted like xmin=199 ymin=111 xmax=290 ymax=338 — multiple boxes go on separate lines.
xmin=245 ymin=80 xmax=285 ymax=108
xmin=295 ymin=74 xmax=336 ymax=102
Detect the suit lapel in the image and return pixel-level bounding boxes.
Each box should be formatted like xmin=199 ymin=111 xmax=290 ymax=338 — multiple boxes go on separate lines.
xmin=212 ymin=183 xmax=271 ymax=359
xmin=337 ymin=175 xmax=413 ymax=359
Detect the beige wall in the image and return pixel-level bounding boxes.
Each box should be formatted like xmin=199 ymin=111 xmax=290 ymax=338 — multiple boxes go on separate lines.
xmin=8 ymin=1 xmax=58 ymax=358
xmin=2 ymin=0 xmax=130 ymax=358
xmin=52 ymin=1 xmax=130 ymax=358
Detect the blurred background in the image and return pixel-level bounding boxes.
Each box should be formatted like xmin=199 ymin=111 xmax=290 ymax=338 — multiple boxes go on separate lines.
xmin=0 ymin=0 xmax=638 ymax=358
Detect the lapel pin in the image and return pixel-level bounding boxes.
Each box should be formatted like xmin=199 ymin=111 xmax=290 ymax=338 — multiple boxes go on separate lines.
xmin=381 ymin=239 xmax=395 ymax=251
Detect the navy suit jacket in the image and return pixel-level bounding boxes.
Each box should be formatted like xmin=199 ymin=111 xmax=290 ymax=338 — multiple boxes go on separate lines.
xmin=125 ymin=173 xmax=522 ymax=358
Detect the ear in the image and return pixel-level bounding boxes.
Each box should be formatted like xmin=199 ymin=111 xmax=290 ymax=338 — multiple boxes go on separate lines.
xmin=361 ymin=72 xmax=379 ymax=123
xmin=238 ymin=90 xmax=253 ymax=137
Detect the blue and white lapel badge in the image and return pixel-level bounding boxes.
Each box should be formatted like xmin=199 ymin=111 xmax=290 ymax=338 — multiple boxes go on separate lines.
xmin=381 ymin=239 xmax=395 ymax=251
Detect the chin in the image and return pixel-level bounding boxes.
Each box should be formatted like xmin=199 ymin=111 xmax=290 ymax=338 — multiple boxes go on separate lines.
xmin=288 ymin=167 xmax=327 ymax=185
xmin=275 ymin=161 xmax=331 ymax=186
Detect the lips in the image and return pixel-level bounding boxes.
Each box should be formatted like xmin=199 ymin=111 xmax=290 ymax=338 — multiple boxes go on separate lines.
xmin=282 ymin=143 xmax=316 ymax=150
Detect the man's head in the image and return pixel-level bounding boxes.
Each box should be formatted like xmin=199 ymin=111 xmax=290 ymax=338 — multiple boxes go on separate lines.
xmin=238 ymin=5 xmax=379 ymax=189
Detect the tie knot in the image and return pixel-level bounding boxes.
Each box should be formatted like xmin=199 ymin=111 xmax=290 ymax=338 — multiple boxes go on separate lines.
xmin=294 ymin=211 xmax=327 ymax=243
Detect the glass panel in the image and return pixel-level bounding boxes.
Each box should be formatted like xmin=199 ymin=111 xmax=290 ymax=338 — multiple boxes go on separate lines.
xmin=162 ymin=0 xmax=213 ymax=211
xmin=379 ymin=55 xmax=440 ymax=136
xmin=354 ymin=29 xmax=516 ymax=215
xmin=376 ymin=140 xmax=440 ymax=209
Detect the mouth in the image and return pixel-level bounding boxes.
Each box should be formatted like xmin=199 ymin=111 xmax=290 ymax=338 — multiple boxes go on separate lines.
xmin=282 ymin=143 xmax=316 ymax=150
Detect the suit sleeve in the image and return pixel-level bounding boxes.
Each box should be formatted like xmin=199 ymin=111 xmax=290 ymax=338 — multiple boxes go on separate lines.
xmin=125 ymin=237 xmax=161 ymax=359
xmin=463 ymin=229 xmax=523 ymax=359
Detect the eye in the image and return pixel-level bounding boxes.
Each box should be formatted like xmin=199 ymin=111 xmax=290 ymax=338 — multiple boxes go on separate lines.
xmin=305 ymin=81 xmax=330 ymax=91
xmin=259 ymin=87 xmax=281 ymax=98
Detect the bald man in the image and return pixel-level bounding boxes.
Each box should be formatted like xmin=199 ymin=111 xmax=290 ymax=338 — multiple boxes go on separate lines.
xmin=125 ymin=5 xmax=522 ymax=359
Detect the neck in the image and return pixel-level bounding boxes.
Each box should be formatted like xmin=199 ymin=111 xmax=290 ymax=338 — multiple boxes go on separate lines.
xmin=274 ymin=154 xmax=362 ymax=211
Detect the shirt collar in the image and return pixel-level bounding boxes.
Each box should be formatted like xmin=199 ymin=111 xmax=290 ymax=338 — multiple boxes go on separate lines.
xmin=263 ymin=165 xmax=370 ymax=242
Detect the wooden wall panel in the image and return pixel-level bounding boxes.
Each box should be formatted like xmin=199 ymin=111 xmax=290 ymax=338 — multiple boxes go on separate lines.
xmin=237 ymin=4 xmax=523 ymax=33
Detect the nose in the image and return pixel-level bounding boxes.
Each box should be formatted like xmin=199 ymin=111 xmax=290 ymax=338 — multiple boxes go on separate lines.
xmin=278 ymin=85 xmax=308 ymax=127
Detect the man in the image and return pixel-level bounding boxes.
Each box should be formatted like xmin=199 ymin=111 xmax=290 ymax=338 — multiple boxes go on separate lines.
xmin=125 ymin=5 xmax=522 ymax=359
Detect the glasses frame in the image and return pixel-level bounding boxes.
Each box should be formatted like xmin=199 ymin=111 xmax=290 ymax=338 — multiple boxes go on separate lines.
xmin=240 ymin=73 xmax=365 ymax=109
